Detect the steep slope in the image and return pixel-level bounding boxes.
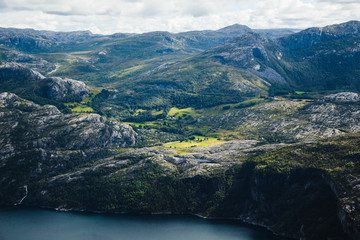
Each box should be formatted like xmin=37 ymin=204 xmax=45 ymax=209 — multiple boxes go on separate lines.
xmin=0 ymin=92 xmax=137 ymax=151
xmin=276 ymin=20 xmax=360 ymax=90
xmin=203 ymin=32 xmax=287 ymax=84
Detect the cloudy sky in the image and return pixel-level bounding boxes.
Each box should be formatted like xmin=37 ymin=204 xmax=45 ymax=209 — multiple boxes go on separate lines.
xmin=0 ymin=0 xmax=359 ymax=34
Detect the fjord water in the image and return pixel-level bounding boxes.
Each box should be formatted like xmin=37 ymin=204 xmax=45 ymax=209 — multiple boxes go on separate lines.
xmin=0 ymin=208 xmax=283 ymax=240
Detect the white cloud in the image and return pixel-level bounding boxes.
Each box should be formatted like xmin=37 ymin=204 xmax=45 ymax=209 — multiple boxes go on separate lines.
xmin=0 ymin=0 xmax=359 ymax=34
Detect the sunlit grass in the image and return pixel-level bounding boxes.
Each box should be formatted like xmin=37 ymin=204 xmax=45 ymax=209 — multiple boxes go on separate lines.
xmin=71 ymin=105 xmax=94 ymax=113
xmin=167 ymin=107 xmax=197 ymax=118
xmin=162 ymin=137 xmax=225 ymax=149
xmin=151 ymin=109 xmax=164 ymax=116
xmin=123 ymin=122 xmax=145 ymax=127
xmin=109 ymin=65 xmax=144 ymax=79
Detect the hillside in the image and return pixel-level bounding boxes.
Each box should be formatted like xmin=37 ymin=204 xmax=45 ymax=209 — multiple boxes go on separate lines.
xmin=86 ymin=21 xmax=360 ymax=117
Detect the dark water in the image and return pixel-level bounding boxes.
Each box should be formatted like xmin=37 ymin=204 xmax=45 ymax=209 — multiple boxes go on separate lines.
xmin=0 ymin=208 xmax=284 ymax=240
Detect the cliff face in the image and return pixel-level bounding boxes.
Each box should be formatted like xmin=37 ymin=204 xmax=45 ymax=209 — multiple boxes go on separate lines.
xmin=212 ymin=167 xmax=350 ymax=240
xmin=14 ymin=159 xmax=353 ymax=240
xmin=324 ymin=173 xmax=360 ymax=240
xmin=40 ymin=77 xmax=90 ymax=101
xmin=240 ymin=169 xmax=360 ymax=240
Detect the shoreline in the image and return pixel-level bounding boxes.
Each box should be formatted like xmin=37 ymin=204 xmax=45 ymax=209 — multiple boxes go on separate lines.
xmin=1 ymin=204 xmax=293 ymax=239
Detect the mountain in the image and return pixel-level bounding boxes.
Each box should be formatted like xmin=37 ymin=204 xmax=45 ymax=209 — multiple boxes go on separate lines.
xmin=0 ymin=24 xmax=253 ymax=87
xmin=1 ymin=21 xmax=360 ymax=240
xmin=275 ymin=20 xmax=360 ymax=90
xmin=172 ymin=20 xmax=360 ymax=95
xmin=280 ymin=20 xmax=360 ymax=50
xmin=0 ymin=27 xmax=105 ymax=52
xmin=96 ymin=21 xmax=360 ymax=114
xmin=175 ymin=24 xmax=253 ymax=50
xmin=253 ymin=28 xmax=300 ymax=38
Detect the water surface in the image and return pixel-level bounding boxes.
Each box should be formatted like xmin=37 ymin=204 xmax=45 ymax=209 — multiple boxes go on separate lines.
xmin=0 ymin=208 xmax=284 ymax=240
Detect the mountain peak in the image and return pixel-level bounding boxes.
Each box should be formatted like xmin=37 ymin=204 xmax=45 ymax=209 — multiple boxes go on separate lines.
xmin=280 ymin=20 xmax=360 ymax=50
xmin=321 ymin=20 xmax=360 ymax=34
xmin=216 ymin=24 xmax=252 ymax=35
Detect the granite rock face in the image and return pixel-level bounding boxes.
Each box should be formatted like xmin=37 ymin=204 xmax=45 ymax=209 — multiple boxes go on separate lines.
xmin=0 ymin=92 xmax=137 ymax=204
xmin=321 ymin=92 xmax=360 ymax=103
xmin=0 ymin=63 xmax=90 ymax=102
xmin=0 ymin=92 xmax=137 ymax=151
xmin=41 ymin=77 xmax=90 ymax=101
xmin=0 ymin=62 xmax=44 ymax=80
xmin=280 ymin=20 xmax=360 ymax=50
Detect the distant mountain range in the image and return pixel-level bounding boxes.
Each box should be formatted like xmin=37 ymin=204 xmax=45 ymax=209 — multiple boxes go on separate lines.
xmin=2 ymin=21 xmax=360 ymax=112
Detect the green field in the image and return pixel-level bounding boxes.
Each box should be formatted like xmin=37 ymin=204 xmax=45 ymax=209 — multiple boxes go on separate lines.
xmin=71 ymin=105 xmax=94 ymax=113
xmin=167 ymin=107 xmax=197 ymax=118
xmin=123 ymin=122 xmax=145 ymax=127
xmin=162 ymin=136 xmax=224 ymax=149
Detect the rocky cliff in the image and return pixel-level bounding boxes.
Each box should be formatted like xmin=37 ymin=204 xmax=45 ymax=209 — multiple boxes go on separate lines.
xmin=0 ymin=92 xmax=137 ymax=205
xmin=0 ymin=63 xmax=90 ymax=103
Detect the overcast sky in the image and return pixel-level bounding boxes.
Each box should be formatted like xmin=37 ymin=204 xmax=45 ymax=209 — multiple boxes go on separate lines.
xmin=0 ymin=0 xmax=359 ymax=34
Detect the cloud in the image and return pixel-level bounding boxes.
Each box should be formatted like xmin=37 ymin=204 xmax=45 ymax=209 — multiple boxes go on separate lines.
xmin=0 ymin=0 xmax=359 ymax=34
xmin=315 ymin=0 xmax=358 ymax=3
xmin=0 ymin=0 xmax=7 ymax=8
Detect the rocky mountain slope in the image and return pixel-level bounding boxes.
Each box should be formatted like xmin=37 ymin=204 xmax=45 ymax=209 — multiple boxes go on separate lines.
xmin=0 ymin=63 xmax=90 ymax=104
xmin=0 ymin=92 xmax=137 ymax=150
xmin=275 ymin=21 xmax=360 ymax=90
xmin=0 ymin=92 xmax=137 ymax=205
xmin=5 ymin=21 xmax=360 ymax=97
xmin=195 ymin=20 xmax=360 ymax=93
xmin=193 ymin=92 xmax=360 ymax=143
xmin=0 ymin=27 xmax=105 ymax=52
